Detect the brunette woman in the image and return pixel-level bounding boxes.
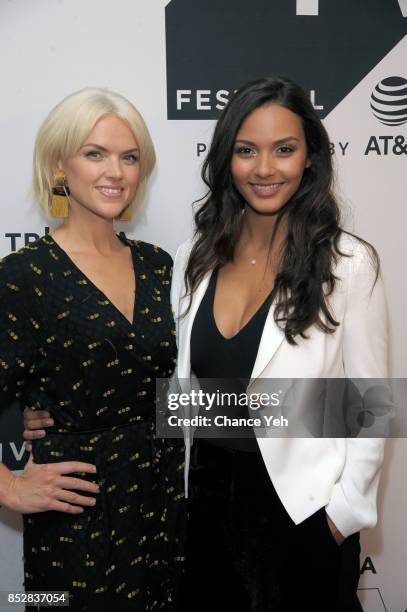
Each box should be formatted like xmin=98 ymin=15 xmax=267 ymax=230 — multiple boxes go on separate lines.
xmin=171 ymin=77 xmax=388 ymax=612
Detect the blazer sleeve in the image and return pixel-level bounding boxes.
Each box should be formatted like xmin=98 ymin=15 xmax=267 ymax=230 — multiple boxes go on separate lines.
xmin=170 ymin=239 xmax=192 ymax=325
xmin=325 ymin=242 xmax=389 ymax=537
xmin=0 ymin=253 xmax=39 ymax=408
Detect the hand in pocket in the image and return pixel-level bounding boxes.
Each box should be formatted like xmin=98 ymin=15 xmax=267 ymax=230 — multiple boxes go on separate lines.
xmin=326 ymin=513 xmax=345 ymax=546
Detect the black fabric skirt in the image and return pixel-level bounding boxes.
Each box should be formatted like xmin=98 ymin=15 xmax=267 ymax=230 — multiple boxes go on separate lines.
xmin=177 ymin=439 xmax=362 ymax=612
xmin=24 ymin=420 xmax=186 ymax=611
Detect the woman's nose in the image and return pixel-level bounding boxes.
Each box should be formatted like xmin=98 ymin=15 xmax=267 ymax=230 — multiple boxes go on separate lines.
xmin=105 ymin=156 xmax=123 ymax=179
xmin=254 ymin=153 xmax=275 ymax=178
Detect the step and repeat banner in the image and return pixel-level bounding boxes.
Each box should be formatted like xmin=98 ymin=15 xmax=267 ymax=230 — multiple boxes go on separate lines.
xmin=0 ymin=1 xmax=406 ymax=610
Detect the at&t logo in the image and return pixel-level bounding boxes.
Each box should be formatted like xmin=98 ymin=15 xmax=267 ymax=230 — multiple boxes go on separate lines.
xmin=370 ymin=76 xmax=407 ymax=126
xmin=365 ymin=75 xmax=407 ymax=156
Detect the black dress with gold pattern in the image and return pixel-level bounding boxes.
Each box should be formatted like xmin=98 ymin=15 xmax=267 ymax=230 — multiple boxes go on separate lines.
xmin=0 ymin=234 xmax=185 ymax=611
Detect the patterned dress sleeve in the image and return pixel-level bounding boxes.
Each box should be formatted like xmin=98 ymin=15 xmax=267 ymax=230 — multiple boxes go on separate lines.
xmin=0 ymin=251 xmax=39 ymax=407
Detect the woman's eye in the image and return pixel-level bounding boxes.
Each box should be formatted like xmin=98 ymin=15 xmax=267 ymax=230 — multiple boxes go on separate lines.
xmin=123 ymin=154 xmax=139 ymax=163
xmin=235 ymin=146 xmax=255 ymax=156
xmin=84 ymin=150 xmax=102 ymax=159
xmin=277 ymin=146 xmax=294 ymax=154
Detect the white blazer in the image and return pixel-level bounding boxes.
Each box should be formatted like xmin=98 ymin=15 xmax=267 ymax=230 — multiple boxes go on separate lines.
xmin=170 ymin=233 xmax=389 ymax=538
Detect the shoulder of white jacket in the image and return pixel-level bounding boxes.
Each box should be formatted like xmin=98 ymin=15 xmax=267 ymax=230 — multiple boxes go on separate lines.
xmin=339 ymin=232 xmax=372 ymax=257
xmin=174 ymin=238 xmax=194 ymax=267
xmin=337 ymin=232 xmax=378 ymax=269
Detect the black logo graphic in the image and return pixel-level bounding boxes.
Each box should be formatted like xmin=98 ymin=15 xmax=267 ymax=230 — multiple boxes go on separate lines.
xmin=371 ymin=76 xmax=407 ymax=126
xmin=165 ymin=0 xmax=407 ymax=119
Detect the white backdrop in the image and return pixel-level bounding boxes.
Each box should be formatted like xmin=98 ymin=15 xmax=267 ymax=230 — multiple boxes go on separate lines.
xmin=0 ymin=2 xmax=406 ymax=611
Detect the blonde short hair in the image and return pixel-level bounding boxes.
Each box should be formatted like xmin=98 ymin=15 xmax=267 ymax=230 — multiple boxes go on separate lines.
xmin=32 ymin=87 xmax=156 ymax=217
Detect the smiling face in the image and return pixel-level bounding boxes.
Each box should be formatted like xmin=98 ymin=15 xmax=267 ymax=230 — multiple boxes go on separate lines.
xmin=231 ymin=103 xmax=310 ymax=214
xmin=59 ymin=115 xmax=140 ymax=220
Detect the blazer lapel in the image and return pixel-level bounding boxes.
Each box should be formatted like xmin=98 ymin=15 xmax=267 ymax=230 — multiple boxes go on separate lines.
xmin=248 ymin=303 xmax=285 ymax=386
xmin=177 ymin=271 xmax=212 ymax=380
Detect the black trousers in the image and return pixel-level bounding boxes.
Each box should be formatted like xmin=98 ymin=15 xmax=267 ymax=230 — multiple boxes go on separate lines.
xmin=177 ymin=440 xmax=362 ymax=612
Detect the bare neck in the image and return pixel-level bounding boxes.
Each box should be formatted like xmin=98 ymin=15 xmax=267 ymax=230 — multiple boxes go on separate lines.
xmin=237 ymin=206 xmax=287 ymax=256
xmin=52 ymin=205 xmax=125 ymax=255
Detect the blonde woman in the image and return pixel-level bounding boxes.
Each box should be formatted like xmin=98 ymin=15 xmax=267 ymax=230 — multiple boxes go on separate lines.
xmin=0 ymin=88 xmax=185 ymax=610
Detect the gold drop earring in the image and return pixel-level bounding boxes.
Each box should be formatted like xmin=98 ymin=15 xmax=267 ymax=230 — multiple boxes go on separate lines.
xmin=50 ymin=171 xmax=69 ymax=218
xmin=118 ymin=204 xmax=132 ymax=222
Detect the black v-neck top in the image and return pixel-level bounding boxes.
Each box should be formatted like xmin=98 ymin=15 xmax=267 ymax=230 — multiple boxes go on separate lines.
xmin=191 ymin=268 xmax=272 ymax=451
xmin=0 ymin=233 xmax=176 ymax=431
xmin=49 ymin=233 xmax=138 ymax=327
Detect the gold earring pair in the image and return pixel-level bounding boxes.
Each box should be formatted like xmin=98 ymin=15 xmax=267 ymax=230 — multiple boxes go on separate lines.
xmin=50 ymin=171 xmax=69 ymax=218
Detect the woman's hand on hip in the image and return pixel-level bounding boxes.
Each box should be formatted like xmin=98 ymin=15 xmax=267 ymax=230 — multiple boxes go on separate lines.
xmin=5 ymin=457 xmax=99 ymax=514
xmin=23 ymin=407 xmax=54 ymax=452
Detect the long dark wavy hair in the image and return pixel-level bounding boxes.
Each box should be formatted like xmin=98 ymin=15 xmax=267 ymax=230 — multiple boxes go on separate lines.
xmin=184 ymin=76 xmax=378 ymax=344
